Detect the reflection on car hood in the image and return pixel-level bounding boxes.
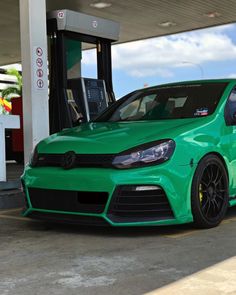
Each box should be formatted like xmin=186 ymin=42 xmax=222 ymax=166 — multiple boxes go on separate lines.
xmin=38 ymin=118 xmax=210 ymax=154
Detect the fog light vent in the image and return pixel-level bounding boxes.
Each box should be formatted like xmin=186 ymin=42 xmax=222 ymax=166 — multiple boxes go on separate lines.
xmin=108 ymin=185 xmax=174 ymax=222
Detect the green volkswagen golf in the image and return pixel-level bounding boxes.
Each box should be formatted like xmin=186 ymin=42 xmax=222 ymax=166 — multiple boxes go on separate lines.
xmin=22 ymin=79 xmax=236 ymax=228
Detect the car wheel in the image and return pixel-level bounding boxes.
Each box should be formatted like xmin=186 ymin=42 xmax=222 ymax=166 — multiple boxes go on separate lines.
xmin=191 ymin=154 xmax=229 ymax=228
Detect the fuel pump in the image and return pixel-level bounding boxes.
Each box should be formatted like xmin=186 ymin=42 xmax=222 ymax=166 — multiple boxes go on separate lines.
xmin=47 ymin=10 xmax=120 ymax=134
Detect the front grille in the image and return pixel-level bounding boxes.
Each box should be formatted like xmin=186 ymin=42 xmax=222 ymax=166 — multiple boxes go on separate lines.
xmin=35 ymin=153 xmax=115 ymax=168
xmin=108 ymin=186 xmax=174 ymax=222
xmin=28 ymin=188 xmax=108 ymax=213
xmin=28 ymin=211 xmax=109 ymax=226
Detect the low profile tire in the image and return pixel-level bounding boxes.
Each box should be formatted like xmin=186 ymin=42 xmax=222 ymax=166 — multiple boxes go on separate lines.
xmin=191 ymin=154 xmax=229 ymax=228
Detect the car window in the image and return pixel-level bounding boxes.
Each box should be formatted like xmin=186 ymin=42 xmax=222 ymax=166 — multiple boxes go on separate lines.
xmin=225 ymin=88 xmax=236 ymax=125
xmin=95 ymin=83 xmax=228 ymax=122
xmin=115 ymin=94 xmax=156 ymax=121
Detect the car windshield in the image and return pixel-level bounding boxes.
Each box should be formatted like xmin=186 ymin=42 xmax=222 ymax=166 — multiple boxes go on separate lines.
xmin=95 ymin=82 xmax=228 ymax=122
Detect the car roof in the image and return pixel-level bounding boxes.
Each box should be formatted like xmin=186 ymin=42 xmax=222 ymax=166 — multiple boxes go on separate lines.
xmin=139 ymin=79 xmax=236 ymax=92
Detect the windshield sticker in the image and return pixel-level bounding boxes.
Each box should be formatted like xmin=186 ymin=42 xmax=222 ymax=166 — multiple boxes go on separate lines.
xmin=157 ymin=84 xmax=202 ymax=90
xmin=194 ymin=108 xmax=209 ymax=116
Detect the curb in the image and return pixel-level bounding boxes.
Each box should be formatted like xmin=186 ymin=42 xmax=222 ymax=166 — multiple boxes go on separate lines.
xmin=0 ymin=189 xmax=25 ymax=209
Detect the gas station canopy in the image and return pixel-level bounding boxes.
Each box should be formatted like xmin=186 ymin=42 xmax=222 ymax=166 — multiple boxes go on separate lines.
xmin=1 ymin=0 xmax=236 ymax=66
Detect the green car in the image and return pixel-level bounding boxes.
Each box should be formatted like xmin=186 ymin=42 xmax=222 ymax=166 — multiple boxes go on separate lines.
xmin=22 ymin=79 xmax=236 ymax=228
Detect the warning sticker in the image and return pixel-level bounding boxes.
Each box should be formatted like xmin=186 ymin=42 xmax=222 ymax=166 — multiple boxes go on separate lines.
xmin=58 ymin=11 xmax=65 ymax=19
xmin=36 ymin=69 xmax=43 ymax=78
xmin=37 ymin=79 xmax=44 ymax=89
xmin=36 ymin=47 xmax=43 ymax=56
xmin=36 ymin=58 xmax=43 ymax=67
xmin=33 ymin=46 xmax=47 ymax=91
xmin=194 ymin=108 xmax=209 ymax=116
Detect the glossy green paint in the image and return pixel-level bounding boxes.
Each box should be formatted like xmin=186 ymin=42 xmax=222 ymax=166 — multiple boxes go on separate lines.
xmin=22 ymin=79 xmax=236 ymax=226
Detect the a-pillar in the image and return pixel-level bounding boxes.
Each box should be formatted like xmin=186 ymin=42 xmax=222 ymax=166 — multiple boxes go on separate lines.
xmin=19 ymin=0 xmax=49 ymax=165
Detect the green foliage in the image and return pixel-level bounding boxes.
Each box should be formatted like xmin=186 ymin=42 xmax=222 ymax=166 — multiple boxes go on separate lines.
xmin=1 ymin=68 xmax=22 ymax=100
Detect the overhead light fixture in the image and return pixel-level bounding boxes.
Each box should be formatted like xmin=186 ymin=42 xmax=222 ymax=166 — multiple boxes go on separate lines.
xmin=90 ymin=2 xmax=112 ymax=9
xmin=204 ymin=11 xmax=221 ymax=18
xmin=159 ymin=21 xmax=177 ymax=28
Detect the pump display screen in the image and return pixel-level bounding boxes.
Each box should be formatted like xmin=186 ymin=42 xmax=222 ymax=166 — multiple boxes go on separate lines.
xmin=67 ymin=77 xmax=108 ymax=122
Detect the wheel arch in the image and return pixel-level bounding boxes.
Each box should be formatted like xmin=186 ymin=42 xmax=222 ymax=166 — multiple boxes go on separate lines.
xmin=191 ymin=151 xmax=229 ymax=228
xmin=197 ymin=152 xmax=229 ymax=179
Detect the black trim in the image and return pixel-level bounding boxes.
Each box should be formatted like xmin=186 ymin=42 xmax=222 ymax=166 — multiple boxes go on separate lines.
xmin=108 ymin=185 xmax=174 ymax=222
xmin=33 ymin=153 xmax=115 ymax=168
xmin=28 ymin=188 xmax=109 ymax=214
xmin=28 ymin=211 xmax=109 ymax=226
xmin=116 ymin=139 xmax=174 ymax=156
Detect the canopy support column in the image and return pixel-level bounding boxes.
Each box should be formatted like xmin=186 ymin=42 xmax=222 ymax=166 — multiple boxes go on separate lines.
xmin=19 ymin=0 xmax=49 ymax=165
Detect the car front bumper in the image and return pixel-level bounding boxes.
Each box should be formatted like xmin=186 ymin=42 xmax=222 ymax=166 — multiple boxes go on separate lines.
xmin=22 ymin=162 xmax=195 ymax=226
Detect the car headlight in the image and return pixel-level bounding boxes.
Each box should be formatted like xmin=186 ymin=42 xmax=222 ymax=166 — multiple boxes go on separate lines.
xmin=29 ymin=145 xmax=38 ymax=167
xmin=112 ymin=139 xmax=175 ymax=169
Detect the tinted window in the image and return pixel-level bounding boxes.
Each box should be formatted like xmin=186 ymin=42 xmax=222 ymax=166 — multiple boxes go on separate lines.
xmin=96 ymin=83 xmax=227 ymax=122
xmin=225 ymin=88 xmax=236 ymax=125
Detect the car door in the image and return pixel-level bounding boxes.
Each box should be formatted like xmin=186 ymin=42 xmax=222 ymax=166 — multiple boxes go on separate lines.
xmin=224 ymin=86 xmax=236 ymax=196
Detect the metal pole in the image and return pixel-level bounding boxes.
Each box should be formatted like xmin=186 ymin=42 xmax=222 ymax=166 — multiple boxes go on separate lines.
xmin=19 ymin=0 xmax=49 ymax=165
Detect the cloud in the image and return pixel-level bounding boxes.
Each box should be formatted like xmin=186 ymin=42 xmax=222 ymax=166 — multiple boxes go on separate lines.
xmin=81 ymin=50 xmax=96 ymax=65
xmin=82 ymin=24 xmax=236 ymax=78
xmin=227 ymin=73 xmax=236 ymax=78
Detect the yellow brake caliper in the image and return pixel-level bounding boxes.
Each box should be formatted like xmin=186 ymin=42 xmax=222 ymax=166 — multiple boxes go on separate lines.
xmin=199 ymin=183 xmax=203 ymax=204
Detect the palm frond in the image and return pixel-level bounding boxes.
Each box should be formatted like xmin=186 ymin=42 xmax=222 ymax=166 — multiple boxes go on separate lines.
xmin=2 ymin=87 xmax=21 ymax=98
xmin=1 ymin=68 xmax=22 ymax=99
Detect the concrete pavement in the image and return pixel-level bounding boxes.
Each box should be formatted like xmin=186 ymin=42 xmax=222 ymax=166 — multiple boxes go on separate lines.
xmin=1 ymin=207 xmax=236 ymax=295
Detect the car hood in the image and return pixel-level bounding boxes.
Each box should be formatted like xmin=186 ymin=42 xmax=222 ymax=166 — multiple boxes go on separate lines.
xmin=38 ymin=118 xmax=210 ymax=154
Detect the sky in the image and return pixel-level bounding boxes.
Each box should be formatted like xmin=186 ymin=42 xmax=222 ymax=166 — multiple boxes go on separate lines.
xmin=82 ymin=23 xmax=236 ymax=98
xmin=4 ymin=23 xmax=236 ymax=99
